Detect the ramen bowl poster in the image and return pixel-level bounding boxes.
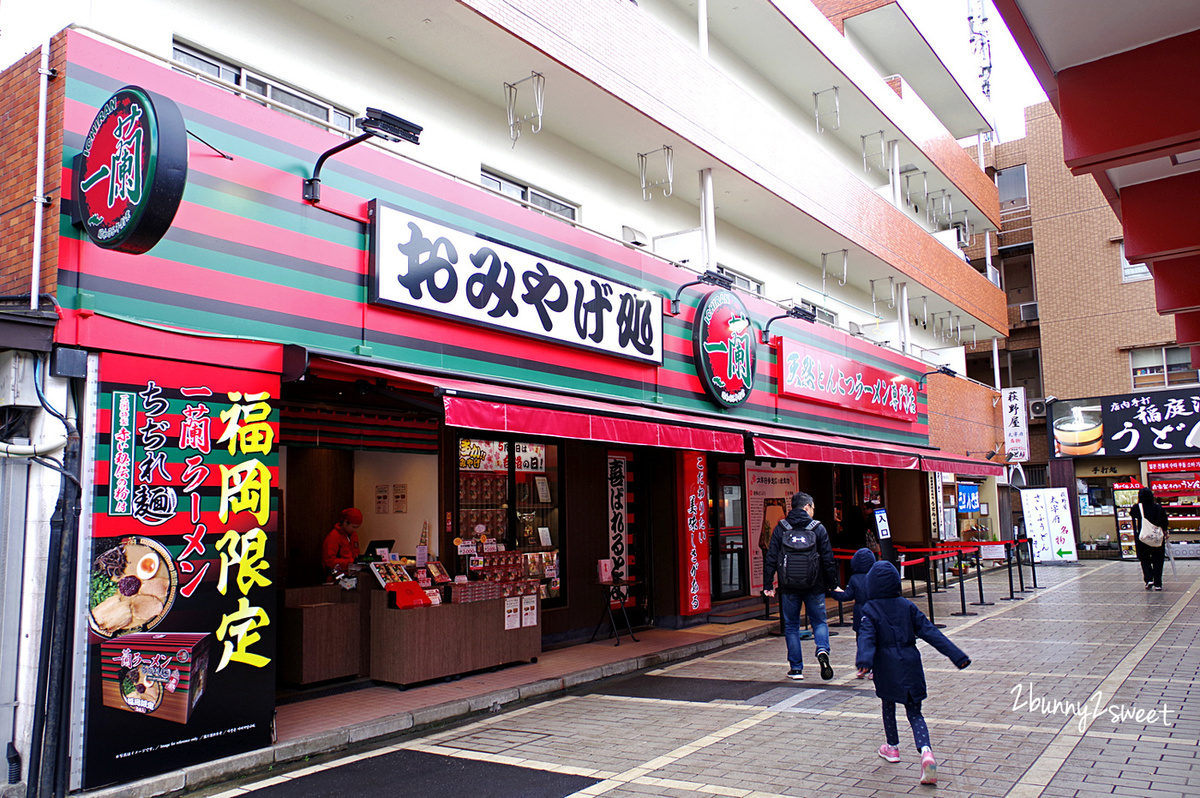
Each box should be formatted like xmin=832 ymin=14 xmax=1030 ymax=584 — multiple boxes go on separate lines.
xmin=85 ymin=353 xmax=279 ymax=789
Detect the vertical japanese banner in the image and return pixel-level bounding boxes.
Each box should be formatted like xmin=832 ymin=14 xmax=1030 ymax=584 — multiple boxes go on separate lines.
xmin=1002 ymin=386 xmax=1029 ymax=462
xmin=84 ymin=353 xmax=279 ymax=788
xmin=1021 ymin=488 xmax=1078 ymax=563
xmin=744 ymin=463 xmax=798 ymax=594
xmin=606 ymin=454 xmax=633 ymax=607
xmin=677 ymin=451 xmax=711 ymax=615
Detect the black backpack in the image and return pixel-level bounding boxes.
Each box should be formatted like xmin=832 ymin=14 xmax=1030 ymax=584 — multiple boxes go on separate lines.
xmin=778 ymin=519 xmax=822 ymax=591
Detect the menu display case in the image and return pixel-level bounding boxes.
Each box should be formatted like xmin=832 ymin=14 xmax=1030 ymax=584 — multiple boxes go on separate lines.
xmin=457 ymin=438 xmax=563 ymax=603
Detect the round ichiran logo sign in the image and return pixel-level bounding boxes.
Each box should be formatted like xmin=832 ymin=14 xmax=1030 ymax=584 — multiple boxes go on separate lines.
xmin=76 ymin=86 xmax=188 ymax=254
xmin=693 ymin=289 xmax=757 ymax=407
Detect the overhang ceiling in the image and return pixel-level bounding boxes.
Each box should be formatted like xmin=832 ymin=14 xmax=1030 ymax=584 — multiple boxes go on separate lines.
xmin=842 ymin=1 xmax=992 ymax=139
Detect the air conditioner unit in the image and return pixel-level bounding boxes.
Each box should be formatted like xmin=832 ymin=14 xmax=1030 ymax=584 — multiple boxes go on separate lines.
xmin=1028 ymin=398 xmax=1047 ymax=418
xmin=1019 ymin=302 xmax=1039 ymax=322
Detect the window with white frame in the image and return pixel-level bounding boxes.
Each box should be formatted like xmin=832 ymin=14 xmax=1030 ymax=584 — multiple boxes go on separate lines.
xmin=480 ymin=171 xmax=577 ymax=221
xmin=716 ymin=264 xmax=763 ymax=295
xmin=800 ymin=299 xmax=837 ymax=326
xmin=995 ymin=165 xmax=1028 ymax=210
xmin=172 ymin=43 xmax=353 ymax=131
xmin=1119 ymin=240 xmax=1151 ymax=282
xmin=1131 ymin=345 xmax=1198 ymax=389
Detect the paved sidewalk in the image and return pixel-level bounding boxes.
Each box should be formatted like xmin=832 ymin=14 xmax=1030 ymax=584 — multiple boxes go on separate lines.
xmin=87 ymin=558 xmax=1200 ymax=797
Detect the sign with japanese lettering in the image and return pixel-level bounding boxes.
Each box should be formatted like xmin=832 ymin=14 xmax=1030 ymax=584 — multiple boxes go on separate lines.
xmin=369 ymin=200 xmax=662 ymax=364
xmin=1147 ymin=458 xmax=1200 ymax=473
xmin=677 ymin=451 xmax=711 ymax=614
xmin=1021 ymin=488 xmax=1078 ymax=562
xmin=84 ymin=354 xmax=278 ymax=788
xmin=75 ymin=86 xmax=188 ymax=254
xmin=1050 ymin=386 xmax=1200 ymax=458
xmin=777 ymin=340 xmax=918 ymax=421
xmin=607 ymin=455 xmax=632 ymax=606
xmin=693 ymin=289 xmax=756 ymax=408
xmin=957 ymin=483 xmax=980 ymax=513
xmin=744 ymin=463 xmax=799 ymax=593
xmin=1001 ymin=386 xmax=1029 ymax=462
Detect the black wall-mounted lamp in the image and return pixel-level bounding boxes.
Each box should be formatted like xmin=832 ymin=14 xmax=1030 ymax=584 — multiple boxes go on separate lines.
xmin=967 ymin=448 xmax=998 ymax=460
xmin=760 ymin=304 xmax=817 ymax=343
xmin=303 ymin=108 xmax=422 ymax=202
xmin=669 ymin=269 xmax=733 ymax=315
xmin=917 ymin=364 xmax=957 ymax=388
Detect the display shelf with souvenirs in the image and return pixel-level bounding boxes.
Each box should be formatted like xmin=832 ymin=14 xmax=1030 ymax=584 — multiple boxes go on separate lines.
xmin=1112 ymin=480 xmax=1141 ymax=560
xmin=1144 ymin=462 xmax=1200 ymax=558
xmin=456 ymin=437 xmax=564 ymax=606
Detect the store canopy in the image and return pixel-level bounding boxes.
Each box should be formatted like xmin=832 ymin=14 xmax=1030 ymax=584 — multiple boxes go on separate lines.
xmin=919 ymin=455 xmax=1005 ymax=478
xmin=304 ymin=357 xmax=1005 ymax=476
xmin=306 ymin=357 xmax=745 ymax=454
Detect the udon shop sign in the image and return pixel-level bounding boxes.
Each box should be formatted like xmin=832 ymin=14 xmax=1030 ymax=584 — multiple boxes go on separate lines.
xmin=369 ymin=200 xmax=662 ymax=364
xmin=85 ymin=354 xmax=277 ymax=789
xmin=1051 ymin=386 xmax=1200 ymax=458
xmin=778 ymin=340 xmax=918 ymax=422
xmin=74 ymin=86 xmax=189 ymax=254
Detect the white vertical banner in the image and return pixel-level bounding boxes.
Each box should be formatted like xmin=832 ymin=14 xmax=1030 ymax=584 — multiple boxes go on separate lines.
xmin=745 ymin=463 xmax=800 ymax=593
xmin=1002 ymin=386 xmax=1030 ymax=462
xmin=1021 ymin=488 xmax=1078 ymax=562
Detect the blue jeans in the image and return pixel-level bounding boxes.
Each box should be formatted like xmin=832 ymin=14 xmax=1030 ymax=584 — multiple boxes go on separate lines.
xmin=780 ymin=590 xmax=829 ymax=671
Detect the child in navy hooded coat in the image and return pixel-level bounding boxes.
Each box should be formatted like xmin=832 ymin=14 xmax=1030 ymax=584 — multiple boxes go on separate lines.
xmin=837 ymin=547 xmax=877 ymax=635
xmin=856 ymin=561 xmax=970 ymax=785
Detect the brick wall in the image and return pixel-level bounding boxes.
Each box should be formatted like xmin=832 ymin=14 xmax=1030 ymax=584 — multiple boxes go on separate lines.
xmin=0 ymin=36 xmax=65 ymax=298
xmin=926 ymin=373 xmax=1002 ymax=456
xmin=1022 ymin=102 xmax=1174 ymax=400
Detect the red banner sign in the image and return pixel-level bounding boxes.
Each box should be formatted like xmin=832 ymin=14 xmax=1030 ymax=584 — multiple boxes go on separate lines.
xmin=677 ymin=451 xmax=711 ymax=615
xmin=1150 ymin=479 xmax=1200 ymax=495
xmin=777 ymin=340 xmax=918 ymax=422
xmin=1147 ymin=458 xmax=1200 ymax=473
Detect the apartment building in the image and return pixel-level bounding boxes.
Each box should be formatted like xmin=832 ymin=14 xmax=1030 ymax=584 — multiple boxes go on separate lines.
xmin=0 ymin=0 xmax=1004 ymax=790
xmin=967 ymin=100 xmax=1200 ymax=562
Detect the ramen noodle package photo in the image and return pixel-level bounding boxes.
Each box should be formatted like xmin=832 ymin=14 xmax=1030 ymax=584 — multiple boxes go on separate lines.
xmin=100 ymin=632 xmax=212 ymax=724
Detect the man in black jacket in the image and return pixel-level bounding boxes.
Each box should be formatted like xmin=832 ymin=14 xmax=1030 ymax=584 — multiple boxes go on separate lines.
xmin=763 ymin=491 xmax=842 ymax=680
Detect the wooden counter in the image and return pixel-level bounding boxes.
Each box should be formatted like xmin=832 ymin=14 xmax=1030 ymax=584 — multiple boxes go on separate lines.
xmin=369 ymin=593 xmax=540 ymax=686
xmin=279 ymin=586 xmax=361 ymax=685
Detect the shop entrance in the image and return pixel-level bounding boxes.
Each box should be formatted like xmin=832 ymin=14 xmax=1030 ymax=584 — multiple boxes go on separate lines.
xmin=712 ymin=460 xmax=748 ymax=600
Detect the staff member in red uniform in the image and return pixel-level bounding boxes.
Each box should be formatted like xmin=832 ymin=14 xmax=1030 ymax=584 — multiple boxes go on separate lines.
xmin=322 ymin=507 xmax=362 ymax=579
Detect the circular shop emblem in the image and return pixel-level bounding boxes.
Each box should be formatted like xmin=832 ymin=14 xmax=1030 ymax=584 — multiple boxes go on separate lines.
xmin=693 ymin=289 xmax=757 ymax=408
xmin=76 ymin=86 xmax=188 ymax=254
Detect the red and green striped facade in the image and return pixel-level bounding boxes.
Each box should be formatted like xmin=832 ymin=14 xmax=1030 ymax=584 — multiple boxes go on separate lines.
xmin=54 ymin=30 xmax=933 ymax=449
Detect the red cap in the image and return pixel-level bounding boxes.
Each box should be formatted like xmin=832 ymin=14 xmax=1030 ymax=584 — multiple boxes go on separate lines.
xmin=339 ymin=507 xmax=363 ymax=525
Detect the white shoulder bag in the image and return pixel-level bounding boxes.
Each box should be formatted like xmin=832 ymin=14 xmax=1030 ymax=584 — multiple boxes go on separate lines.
xmin=1138 ymin=503 xmax=1165 ymax=547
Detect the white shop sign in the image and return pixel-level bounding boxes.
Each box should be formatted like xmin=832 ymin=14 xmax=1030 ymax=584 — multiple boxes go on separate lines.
xmin=369 ymin=200 xmax=663 ymax=364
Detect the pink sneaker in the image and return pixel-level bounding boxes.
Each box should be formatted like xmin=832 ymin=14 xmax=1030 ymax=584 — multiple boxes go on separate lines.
xmin=920 ymin=748 xmax=937 ymax=784
xmin=878 ymin=743 xmax=900 ymax=763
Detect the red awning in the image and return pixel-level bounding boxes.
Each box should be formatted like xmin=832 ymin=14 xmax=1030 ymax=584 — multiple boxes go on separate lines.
xmin=746 ymin=426 xmax=922 ymax=470
xmin=919 ymin=456 xmax=1005 ymax=477
xmin=305 ymin=357 xmax=1003 ymax=475
xmin=306 ymin=357 xmax=745 ymax=453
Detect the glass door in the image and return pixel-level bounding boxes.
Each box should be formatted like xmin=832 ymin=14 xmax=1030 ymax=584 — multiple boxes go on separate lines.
xmin=712 ymin=462 xmax=747 ymax=600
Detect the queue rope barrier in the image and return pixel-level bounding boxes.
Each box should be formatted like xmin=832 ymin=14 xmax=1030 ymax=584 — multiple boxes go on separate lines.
xmin=1001 ymin=540 xmax=1024 ymax=601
